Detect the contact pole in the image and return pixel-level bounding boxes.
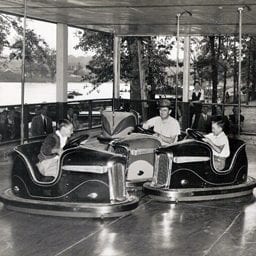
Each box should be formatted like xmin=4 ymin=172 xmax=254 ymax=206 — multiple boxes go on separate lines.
xmin=237 ymin=7 xmax=243 ymax=136
xmin=113 ymin=35 xmax=120 ymax=128
xmin=20 ymin=0 xmax=27 ymax=144
xmin=175 ymin=13 xmax=181 ymax=119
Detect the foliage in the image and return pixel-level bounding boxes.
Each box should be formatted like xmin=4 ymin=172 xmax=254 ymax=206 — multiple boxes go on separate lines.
xmin=75 ymin=30 xmax=176 ymax=99
xmin=0 ymin=15 xmax=56 ymax=80
xmin=191 ymin=35 xmax=256 ymax=102
xmin=9 ymin=19 xmax=56 ymax=79
xmin=0 ymin=14 xmax=11 ymax=55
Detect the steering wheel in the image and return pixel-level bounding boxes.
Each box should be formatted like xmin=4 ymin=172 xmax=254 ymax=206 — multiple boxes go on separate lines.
xmin=186 ymin=128 xmax=205 ymax=141
xmin=134 ymin=125 xmax=154 ymax=135
xmin=64 ymin=134 xmax=89 ymax=150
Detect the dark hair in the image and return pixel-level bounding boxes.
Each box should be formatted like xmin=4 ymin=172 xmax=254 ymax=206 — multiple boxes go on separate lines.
xmin=212 ymin=116 xmax=225 ymax=130
xmin=58 ymin=119 xmax=72 ymax=129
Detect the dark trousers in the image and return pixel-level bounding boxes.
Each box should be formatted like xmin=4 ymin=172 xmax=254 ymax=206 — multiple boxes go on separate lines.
xmin=190 ymin=103 xmax=202 ymax=129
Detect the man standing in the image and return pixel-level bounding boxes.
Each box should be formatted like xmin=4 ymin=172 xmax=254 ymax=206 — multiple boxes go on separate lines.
xmin=190 ymin=81 xmax=205 ymax=128
xmin=143 ymin=99 xmax=180 ymax=146
xmin=31 ymin=105 xmax=53 ymax=137
xmin=196 ymin=105 xmax=212 ymax=133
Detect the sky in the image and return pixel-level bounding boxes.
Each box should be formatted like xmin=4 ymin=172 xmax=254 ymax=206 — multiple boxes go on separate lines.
xmin=27 ymin=19 xmax=86 ymax=56
xmin=4 ymin=18 xmax=88 ymax=57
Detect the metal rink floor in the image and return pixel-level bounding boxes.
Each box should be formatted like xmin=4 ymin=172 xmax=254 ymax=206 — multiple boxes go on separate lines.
xmin=0 ymin=144 xmax=256 ymax=256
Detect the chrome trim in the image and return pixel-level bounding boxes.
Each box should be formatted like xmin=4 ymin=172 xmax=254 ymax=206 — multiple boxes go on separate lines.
xmin=14 ymin=149 xmax=58 ymax=185
xmin=151 ymin=153 xmax=160 ymax=186
xmin=173 ymin=156 xmax=210 ymax=163
xmin=108 ymin=166 xmax=115 ymax=201
xmin=62 ymin=165 xmax=108 ymax=174
xmin=130 ymin=148 xmax=155 ymax=156
xmin=166 ymin=152 xmax=173 ymax=188
xmin=108 ymin=162 xmax=126 ymax=203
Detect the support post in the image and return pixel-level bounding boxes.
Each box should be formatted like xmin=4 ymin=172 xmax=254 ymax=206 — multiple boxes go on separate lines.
xmin=113 ymin=35 xmax=121 ymax=109
xmin=20 ymin=0 xmax=27 ymax=144
xmin=183 ymin=36 xmax=190 ymax=102
xmin=137 ymin=39 xmax=147 ymax=120
xmin=56 ymin=23 xmax=68 ymax=121
xmin=237 ymin=8 xmax=243 ymax=136
xmin=182 ymin=36 xmax=191 ymax=129
xmin=175 ymin=13 xmax=181 ymax=119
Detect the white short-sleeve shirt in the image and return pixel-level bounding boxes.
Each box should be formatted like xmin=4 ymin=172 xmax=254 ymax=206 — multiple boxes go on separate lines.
xmin=205 ymin=131 xmax=230 ymax=158
xmin=56 ymin=130 xmax=68 ymax=149
xmin=143 ymin=116 xmax=180 ymax=144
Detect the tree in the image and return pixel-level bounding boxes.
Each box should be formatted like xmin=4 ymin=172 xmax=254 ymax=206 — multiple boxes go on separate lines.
xmin=0 ymin=14 xmax=11 ymax=55
xmin=75 ymin=30 xmax=175 ymax=101
xmin=3 ymin=18 xmax=56 ymax=80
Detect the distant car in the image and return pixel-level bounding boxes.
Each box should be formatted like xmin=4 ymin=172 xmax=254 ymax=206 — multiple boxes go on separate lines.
xmin=0 ymin=135 xmax=139 ymax=218
xmin=143 ymin=129 xmax=256 ymax=202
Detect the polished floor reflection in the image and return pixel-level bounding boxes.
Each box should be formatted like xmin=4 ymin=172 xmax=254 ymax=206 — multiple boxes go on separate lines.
xmin=0 ymin=144 xmax=256 ymax=256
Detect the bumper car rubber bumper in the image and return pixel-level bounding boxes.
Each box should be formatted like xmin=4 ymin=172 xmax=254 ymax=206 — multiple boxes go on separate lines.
xmin=0 ymin=189 xmax=139 ymax=218
xmin=143 ymin=176 xmax=256 ymax=202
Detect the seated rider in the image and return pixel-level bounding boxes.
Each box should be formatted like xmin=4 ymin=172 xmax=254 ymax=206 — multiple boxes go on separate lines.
xmin=142 ymin=99 xmax=180 ymax=146
xmin=203 ymin=117 xmax=230 ymax=171
xmin=37 ymin=119 xmax=74 ymax=178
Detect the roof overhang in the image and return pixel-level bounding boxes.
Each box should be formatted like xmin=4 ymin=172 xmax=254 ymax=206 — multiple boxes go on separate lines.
xmin=0 ymin=0 xmax=256 ymax=36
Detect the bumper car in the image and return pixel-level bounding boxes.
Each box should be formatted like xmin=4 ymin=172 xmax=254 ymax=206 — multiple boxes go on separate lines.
xmin=97 ymin=110 xmax=139 ymax=143
xmin=143 ymin=129 xmax=256 ymax=202
xmin=109 ymin=131 xmax=161 ymax=190
xmin=0 ymin=135 xmax=139 ymax=218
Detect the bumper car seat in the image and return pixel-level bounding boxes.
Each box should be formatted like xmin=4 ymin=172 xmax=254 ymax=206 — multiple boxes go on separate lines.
xmin=98 ymin=110 xmax=138 ymax=143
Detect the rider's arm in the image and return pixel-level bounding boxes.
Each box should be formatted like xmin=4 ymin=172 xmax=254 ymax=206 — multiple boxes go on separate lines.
xmin=158 ymin=134 xmax=178 ymax=144
xmin=142 ymin=117 xmax=156 ymax=130
xmin=203 ymin=137 xmax=224 ymax=153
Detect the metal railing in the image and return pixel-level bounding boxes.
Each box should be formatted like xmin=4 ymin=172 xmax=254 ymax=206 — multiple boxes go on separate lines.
xmin=0 ymin=98 xmax=255 ymax=145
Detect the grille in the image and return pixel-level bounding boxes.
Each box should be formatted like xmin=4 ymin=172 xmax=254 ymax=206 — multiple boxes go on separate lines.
xmin=157 ymin=153 xmax=169 ymax=186
xmin=109 ymin=163 xmax=126 ymax=202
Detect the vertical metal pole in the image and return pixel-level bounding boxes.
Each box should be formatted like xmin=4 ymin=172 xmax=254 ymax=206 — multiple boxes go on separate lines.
xmin=113 ymin=35 xmax=120 ymax=128
xmin=182 ymin=36 xmax=191 ymax=129
xmin=20 ymin=0 xmax=27 ymax=144
xmin=238 ymin=7 xmax=243 ymax=136
xmin=113 ymin=35 xmax=120 ymax=109
xmin=183 ymin=36 xmax=190 ymax=102
xmin=137 ymin=39 xmax=147 ymax=120
xmin=175 ymin=13 xmax=181 ymax=119
xmin=56 ymin=23 xmax=68 ymax=122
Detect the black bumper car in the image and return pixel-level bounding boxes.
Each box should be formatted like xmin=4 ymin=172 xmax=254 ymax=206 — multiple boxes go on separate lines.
xmin=143 ymin=129 xmax=256 ymax=202
xmin=0 ymin=136 xmax=139 ymax=218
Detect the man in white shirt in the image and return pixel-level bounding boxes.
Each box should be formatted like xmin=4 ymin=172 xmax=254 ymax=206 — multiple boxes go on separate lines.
xmin=143 ymin=99 xmax=180 ymax=146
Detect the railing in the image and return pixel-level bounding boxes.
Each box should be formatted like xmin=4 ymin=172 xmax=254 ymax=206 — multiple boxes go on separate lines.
xmin=0 ymin=98 xmax=256 ymax=145
xmin=0 ymin=99 xmax=113 ymax=144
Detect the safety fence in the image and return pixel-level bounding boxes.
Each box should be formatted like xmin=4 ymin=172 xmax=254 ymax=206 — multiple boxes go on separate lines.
xmin=0 ymin=98 xmax=255 ymax=145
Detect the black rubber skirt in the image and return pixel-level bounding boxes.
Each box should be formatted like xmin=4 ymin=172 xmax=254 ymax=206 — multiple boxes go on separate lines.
xmin=0 ymin=189 xmax=139 ymax=218
xmin=143 ymin=176 xmax=256 ymax=202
